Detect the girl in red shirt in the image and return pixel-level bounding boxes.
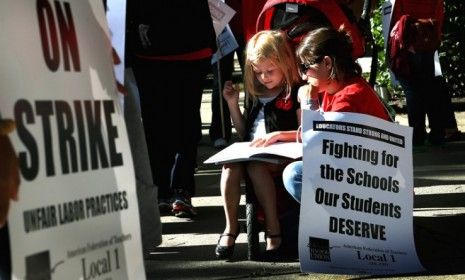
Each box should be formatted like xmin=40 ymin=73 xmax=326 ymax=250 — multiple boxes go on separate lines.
xmin=297 ymin=26 xmax=389 ymax=120
xmin=283 ymin=26 xmax=390 ymax=204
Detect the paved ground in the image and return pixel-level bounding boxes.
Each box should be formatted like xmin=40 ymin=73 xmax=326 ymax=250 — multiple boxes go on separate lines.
xmin=144 ymin=91 xmax=465 ymax=280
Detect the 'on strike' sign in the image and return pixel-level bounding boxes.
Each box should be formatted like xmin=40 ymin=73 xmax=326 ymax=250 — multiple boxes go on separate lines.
xmin=0 ymin=1 xmax=145 ymax=279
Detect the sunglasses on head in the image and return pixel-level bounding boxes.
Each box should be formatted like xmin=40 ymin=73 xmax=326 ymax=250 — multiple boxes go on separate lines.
xmin=299 ymin=57 xmax=323 ymax=73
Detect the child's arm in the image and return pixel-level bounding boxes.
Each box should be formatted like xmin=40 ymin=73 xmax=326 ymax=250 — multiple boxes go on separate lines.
xmin=298 ymin=84 xmax=320 ymax=110
xmin=297 ymin=84 xmax=321 ymax=126
xmin=223 ymin=81 xmax=247 ymax=139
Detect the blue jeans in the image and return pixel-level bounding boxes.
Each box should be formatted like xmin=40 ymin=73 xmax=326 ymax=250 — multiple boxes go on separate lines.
xmin=282 ymin=161 xmax=303 ymax=203
xmin=396 ymin=52 xmax=444 ymax=145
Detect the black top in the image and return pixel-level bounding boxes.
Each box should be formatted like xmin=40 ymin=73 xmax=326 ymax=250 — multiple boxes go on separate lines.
xmin=129 ymin=0 xmax=217 ymax=57
xmin=243 ymin=87 xmax=300 ymax=141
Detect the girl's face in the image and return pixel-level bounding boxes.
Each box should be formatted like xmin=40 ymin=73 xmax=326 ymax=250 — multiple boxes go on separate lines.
xmin=301 ymin=56 xmax=331 ymax=91
xmin=252 ymin=58 xmax=284 ymax=91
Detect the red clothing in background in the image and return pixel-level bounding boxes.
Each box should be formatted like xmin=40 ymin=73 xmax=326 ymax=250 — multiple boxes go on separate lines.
xmin=242 ymin=0 xmax=267 ymax=41
xmin=390 ymin=0 xmax=444 ymax=35
xmin=321 ymin=76 xmax=390 ymax=120
xmin=227 ymin=0 xmax=244 ymax=40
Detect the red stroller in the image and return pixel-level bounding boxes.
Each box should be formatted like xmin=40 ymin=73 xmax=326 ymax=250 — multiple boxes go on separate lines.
xmin=257 ymin=0 xmax=377 ymax=82
xmin=244 ymin=0 xmax=377 ymax=261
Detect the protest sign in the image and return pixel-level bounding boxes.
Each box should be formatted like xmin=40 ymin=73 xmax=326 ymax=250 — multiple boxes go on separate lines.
xmin=299 ymin=110 xmax=424 ymax=275
xmin=106 ymin=0 xmax=127 ymax=87
xmin=211 ymin=25 xmax=239 ymax=64
xmin=208 ymin=0 xmax=236 ymax=37
xmin=0 ymin=1 xmax=145 ymax=279
xmin=208 ymin=0 xmax=238 ymax=64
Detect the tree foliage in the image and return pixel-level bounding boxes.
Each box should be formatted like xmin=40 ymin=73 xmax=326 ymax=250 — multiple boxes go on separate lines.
xmin=371 ymin=2 xmax=402 ymax=98
xmin=440 ymin=0 xmax=465 ymax=97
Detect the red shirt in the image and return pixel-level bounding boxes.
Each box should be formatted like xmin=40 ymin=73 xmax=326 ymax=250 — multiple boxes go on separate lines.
xmin=321 ymin=77 xmax=390 ymax=121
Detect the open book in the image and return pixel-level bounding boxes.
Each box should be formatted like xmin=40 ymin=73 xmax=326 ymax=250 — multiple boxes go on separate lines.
xmin=204 ymin=141 xmax=302 ymax=165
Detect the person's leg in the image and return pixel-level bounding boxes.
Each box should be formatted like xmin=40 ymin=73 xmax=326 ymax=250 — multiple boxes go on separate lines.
xmin=435 ymin=76 xmax=458 ymax=129
xmin=419 ymin=53 xmax=444 ymax=145
xmin=235 ymin=37 xmax=246 ymax=72
xmin=433 ymin=75 xmax=460 ymax=141
xmin=133 ymin=59 xmax=177 ymax=205
xmin=282 ymin=161 xmax=303 ymax=203
xmin=170 ymin=58 xmax=210 ymax=217
xmin=210 ymin=53 xmax=234 ymax=146
xmin=247 ymin=162 xmax=281 ymax=250
xmin=215 ymin=163 xmax=243 ymax=259
xmin=397 ymin=54 xmax=427 ymax=146
xmin=218 ymin=163 xmax=243 ymax=246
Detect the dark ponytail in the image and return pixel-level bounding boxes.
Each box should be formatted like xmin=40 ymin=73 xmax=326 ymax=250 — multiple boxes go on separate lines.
xmin=297 ymin=26 xmax=361 ymax=82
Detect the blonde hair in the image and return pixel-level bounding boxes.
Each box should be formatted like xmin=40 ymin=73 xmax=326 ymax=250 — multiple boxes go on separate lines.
xmin=243 ymin=30 xmax=301 ymax=101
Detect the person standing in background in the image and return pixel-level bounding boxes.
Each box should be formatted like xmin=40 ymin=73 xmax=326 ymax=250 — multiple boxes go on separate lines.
xmin=132 ymin=1 xmax=217 ymax=218
xmin=388 ymin=0 xmax=447 ymax=146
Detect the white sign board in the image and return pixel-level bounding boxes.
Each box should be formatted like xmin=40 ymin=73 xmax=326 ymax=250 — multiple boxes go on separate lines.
xmin=0 ymin=0 xmax=145 ymax=279
xmin=106 ymin=0 xmax=127 ymax=86
xmin=208 ymin=0 xmax=236 ymax=37
xmin=299 ymin=110 xmax=424 ymax=275
xmin=211 ymin=25 xmax=239 ymax=64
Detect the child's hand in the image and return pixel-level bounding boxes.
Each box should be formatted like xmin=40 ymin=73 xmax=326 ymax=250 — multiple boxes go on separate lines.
xmin=250 ymin=131 xmax=281 ymax=147
xmin=222 ymin=80 xmax=240 ymax=105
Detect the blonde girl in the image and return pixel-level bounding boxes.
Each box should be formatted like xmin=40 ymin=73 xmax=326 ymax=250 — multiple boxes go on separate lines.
xmin=215 ymin=30 xmax=302 ymax=260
